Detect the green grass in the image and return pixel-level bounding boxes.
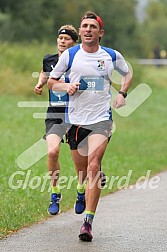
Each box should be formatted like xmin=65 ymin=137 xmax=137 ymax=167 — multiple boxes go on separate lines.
xmin=0 ymin=42 xmax=55 ymax=97
xmin=0 ymin=43 xmax=167 ymax=239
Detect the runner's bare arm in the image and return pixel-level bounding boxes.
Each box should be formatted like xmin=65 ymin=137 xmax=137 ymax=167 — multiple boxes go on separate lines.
xmin=47 ymin=78 xmax=80 ymax=96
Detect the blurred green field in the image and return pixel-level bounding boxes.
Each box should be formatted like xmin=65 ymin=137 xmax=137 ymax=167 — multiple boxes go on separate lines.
xmin=0 ymin=43 xmax=167 ymax=239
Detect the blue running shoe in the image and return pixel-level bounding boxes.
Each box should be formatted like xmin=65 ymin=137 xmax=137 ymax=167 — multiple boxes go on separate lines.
xmin=48 ymin=193 xmax=61 ymax=215
xmin=75 ymin=191 xmax=86 ymax=214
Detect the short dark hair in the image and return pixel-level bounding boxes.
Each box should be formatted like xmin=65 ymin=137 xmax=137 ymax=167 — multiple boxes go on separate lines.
xmin=81 ymin=11 xmax=103 ymax=29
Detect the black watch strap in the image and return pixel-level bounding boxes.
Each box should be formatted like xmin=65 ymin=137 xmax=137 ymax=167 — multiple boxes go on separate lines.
xmin=119 ymin=91 xmax=127 ymax=98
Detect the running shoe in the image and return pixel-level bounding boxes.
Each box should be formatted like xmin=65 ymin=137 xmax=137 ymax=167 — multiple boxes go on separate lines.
xmin=79 ymin=219 xmax=93 ymax=242
xmin=48 ymin=193 xmax=61 ymax=215
xmin=74 ymin=191 xmax=86 ymax=214
xmin=100 ymin=170 xmax=106 ymax=188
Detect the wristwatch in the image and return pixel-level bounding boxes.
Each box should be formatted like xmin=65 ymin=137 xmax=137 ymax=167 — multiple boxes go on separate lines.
xmin=119 ymin=91 xmax=127 ymax=98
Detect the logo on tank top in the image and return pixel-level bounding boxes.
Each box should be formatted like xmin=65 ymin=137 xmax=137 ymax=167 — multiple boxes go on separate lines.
xmin=97 ymin=60 xmax=105 ymax=71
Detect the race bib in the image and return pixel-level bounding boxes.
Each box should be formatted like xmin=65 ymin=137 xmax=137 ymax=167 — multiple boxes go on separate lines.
xmin=79 ymin=76 xmax=104 ymax=92
xmin=50 ymin=91 xmax=68 ymax=106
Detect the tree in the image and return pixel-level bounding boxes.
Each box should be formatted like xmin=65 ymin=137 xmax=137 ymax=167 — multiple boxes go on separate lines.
xmin=0 ymin=0 xmax=140 ymax=57
xmin=139 ymin=0 xmax=167 ymax=57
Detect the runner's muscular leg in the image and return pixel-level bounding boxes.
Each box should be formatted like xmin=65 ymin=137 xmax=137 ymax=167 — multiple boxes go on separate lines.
xmin=86 ymin=134 xmax=108 ymax=212
xmin=71 ymin=145 xmax=88 ymax=185
xmin=46 ymin=134 xmax=62 ymax=186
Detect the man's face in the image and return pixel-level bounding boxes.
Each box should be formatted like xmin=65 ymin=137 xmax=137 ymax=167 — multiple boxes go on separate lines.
xmin=57 ymin=34 xmax=75 ymax=53
xmin=79 ymin=18 xmax=104 ymax=46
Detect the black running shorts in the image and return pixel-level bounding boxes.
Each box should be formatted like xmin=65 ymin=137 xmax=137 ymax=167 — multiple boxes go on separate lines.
xmin=67 ymin=120 xmax=112 ymax=150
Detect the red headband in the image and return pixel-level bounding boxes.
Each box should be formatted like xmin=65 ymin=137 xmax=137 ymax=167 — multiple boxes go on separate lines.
xmin=81 ymin=15 xmax=103 ymax=28
xmin=96 ymin=16 xmax=103 ymax=28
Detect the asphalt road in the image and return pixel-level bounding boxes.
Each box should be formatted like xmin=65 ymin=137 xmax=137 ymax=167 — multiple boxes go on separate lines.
xmin=1 ymin=171 xmax=167 ymax=252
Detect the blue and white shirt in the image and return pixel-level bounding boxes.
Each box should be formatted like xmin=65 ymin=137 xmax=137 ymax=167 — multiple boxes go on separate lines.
xmin=50 ymin=44 xmax=129 ymax=125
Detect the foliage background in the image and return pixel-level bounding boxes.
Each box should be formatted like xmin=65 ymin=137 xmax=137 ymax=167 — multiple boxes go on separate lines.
xmin=0 ymin=0 xmax=167 ymax=57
